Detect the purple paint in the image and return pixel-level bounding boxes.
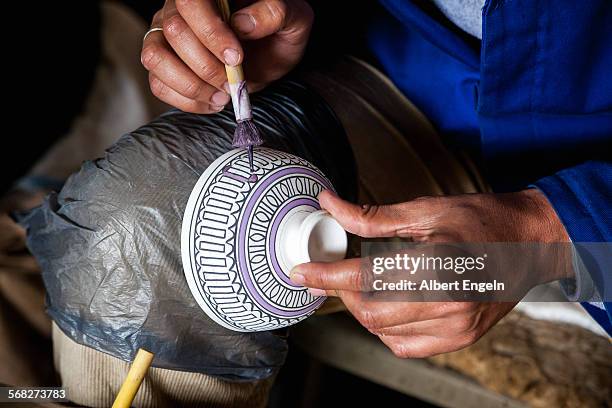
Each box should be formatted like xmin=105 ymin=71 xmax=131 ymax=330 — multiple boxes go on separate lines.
xmin=268 ymin=197 xmax=320 ymax=288
xmin=184 ymin=148 xmax=340 ymax=331
xmin=236 ymin=166 xmax=331 ymax=317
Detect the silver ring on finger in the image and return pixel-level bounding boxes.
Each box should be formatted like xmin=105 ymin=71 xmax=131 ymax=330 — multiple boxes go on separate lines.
xmin=143 ymin=27 xmax=163 ymax=43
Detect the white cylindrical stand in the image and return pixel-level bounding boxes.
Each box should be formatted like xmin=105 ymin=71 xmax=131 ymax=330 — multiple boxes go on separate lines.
xmin=277 ymin=210 xmax=347 ymax=273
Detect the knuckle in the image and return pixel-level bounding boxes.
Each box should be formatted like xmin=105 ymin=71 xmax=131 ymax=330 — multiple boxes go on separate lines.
xmin=356 ymin=205 xmax=379 ymax=235
xmin=163 ymin=14 xmax=187 ymax=39
xmin=368 ymin=327 xmax=383 ymax=336
xmin=180 ymin=79 xmax=204 ymax=100
xmin=282 ymin=0 xmax=314 ymax=42
xmin=458 ymin=330 xmax=481 ymax=348
xmin=149 ymin=76 xmax=168 ymax=98
xmin=311 ymin=272 xmax=329 ymax=290
xmin=373 ymin=326 xmax=399 ymax=336
xmin=348 ymin=268 xmax=364 ymax=291
xmin=141 ymin=44 xmax=164 ymax=71
xmin=199 ymin=22 xmax=224 ymax=48
xmin=455 ymin=315 xmax=477 ymax=333
xmin=356 ymin=308 xmax=380 ymax=330
xmin=391 ymin=342 xmax=434 ymax=359
xmin=264 ymin=0 xmax=287 ymax=27
xmin=197 ymin=63 xmax=223 ymax=84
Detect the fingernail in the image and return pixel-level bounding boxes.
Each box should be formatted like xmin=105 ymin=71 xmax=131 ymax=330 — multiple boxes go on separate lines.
xmin=210 ymin=104 xmax=225 ymax=112
xmin=222 ymin=81 xmax=230 ymax=93
xmin=308 ymin=288 xmax=326 ymax=297
xmin=211 ymin=90 xmax=230 ymax=105
xmin=223 ymin=48 xmax=240 ymax=66
xmin=232 ymin=13 xmax=255 ymax=34
xmin=290 ymin=270 xmax=305 ymax=285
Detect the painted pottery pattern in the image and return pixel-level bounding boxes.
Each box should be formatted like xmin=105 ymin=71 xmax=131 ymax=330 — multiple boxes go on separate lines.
xmin=182 ymin=148 xmax=333 ymax=332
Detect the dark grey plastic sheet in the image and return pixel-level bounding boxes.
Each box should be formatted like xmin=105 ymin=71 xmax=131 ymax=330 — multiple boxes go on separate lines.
xmin=21 ymin=80 xmax=357 ymax=381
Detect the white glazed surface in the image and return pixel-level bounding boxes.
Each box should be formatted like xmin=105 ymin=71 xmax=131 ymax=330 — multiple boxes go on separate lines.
xmin=181 ymin=148 xmax=343 ymax=332
xmin=277 ymin=210 xmax=347 ymax=272
xmin=300 ymin=210 xmax=347 ymax=265
xmin=276 ymin=206 xmax=312 ymax=272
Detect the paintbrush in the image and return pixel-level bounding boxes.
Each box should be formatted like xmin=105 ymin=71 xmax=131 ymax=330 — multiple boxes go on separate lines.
xmin=216 ymin=0 xmax=263 ymax=171
xmin=112 ymin=348 xmax=154 ymax=408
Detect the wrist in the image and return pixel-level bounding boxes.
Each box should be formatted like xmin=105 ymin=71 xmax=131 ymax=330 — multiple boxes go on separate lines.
xmin=519 ymin=188 xmax=570 ymax=243
xmin=519 ymin=188 xmax=574 ymax=282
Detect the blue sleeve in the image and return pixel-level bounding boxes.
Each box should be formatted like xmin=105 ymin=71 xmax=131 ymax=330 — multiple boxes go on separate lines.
xmin=534 ymin=161 xmax=611 ymax=242
xmin=534 ymin=160 xmax=612 ymax=335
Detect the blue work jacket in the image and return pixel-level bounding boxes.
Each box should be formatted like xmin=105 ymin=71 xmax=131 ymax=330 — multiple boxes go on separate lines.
xmin=368 ymin=0 xmax=611 ymax=333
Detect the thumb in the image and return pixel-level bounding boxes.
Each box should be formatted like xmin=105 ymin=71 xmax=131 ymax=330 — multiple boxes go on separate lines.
xmin=318 ymin=190 xmax=426 ymax=238
xmin=231 ymin=0 xmax=314 ymax=41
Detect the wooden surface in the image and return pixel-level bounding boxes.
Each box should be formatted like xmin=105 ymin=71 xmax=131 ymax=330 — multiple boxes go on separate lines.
xmin=430 ymin=310 xmax=612 ymax=407
xmin=292 ymin=313 xmax=526 ymax=408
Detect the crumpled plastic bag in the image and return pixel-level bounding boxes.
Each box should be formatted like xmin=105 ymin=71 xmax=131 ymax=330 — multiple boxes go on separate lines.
xmin=21 ymin=79 xmax=357 ymax=381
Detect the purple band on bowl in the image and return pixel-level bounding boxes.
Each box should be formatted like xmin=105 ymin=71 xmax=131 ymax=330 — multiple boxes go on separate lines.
xmin=268 ymin=197 xmax=319 ymax=288
xmin=237 ymin=166 xmax=331 ymax=317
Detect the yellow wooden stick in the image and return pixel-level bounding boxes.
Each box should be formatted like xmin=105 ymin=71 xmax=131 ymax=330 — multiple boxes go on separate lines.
xmin=216 ymin=0 xmax=244 ymax=86
xmin=111 ymin=348 xmax=154 ymax=408
xmin=216 ymin=0 xmax=252 ymax=122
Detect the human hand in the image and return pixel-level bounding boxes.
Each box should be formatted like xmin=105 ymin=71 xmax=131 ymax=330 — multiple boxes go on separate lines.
xmin=290 ymin=189 xmax=571 ymax=357
xmin=142 ymin=0 xmax=314 ymax=113
xmin=0 ymin=190 xmax=46 ymax=275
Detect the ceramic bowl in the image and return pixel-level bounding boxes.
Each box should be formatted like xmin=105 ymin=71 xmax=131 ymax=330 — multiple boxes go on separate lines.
xmin=181 ymin=148 xmax=347 ymax=332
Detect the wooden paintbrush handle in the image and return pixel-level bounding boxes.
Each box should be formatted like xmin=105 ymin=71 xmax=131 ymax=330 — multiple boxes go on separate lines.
xmin=111 ymin=349 xmax=154 ymax=408
xmin=215 ymin=0 xmax=253 ymax=122
xmin=216 ymin=0 xmax=231 ymax=22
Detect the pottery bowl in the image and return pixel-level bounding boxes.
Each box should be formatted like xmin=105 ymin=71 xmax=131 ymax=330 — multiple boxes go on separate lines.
xmin=181 ymin=148 xmax=347 ymax=332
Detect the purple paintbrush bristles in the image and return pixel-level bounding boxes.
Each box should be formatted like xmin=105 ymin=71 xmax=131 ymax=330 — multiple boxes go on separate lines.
xmin=232 ymin=119 xmax=264 ymax=149
xmin=233 ymin=119 xmax=263 ymax=171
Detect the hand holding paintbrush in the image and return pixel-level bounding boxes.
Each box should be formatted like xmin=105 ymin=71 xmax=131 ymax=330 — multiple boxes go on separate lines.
xmin=141 ymin=0 xmax=314 ymax=119
xmin=216 ymin=0 xmax=263 ymax=170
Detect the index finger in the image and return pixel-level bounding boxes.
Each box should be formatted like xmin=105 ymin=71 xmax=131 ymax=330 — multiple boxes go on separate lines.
xmin=331 ymin=290 xmax=472 ymax=330
xmin=318 ymin=190 xmax=431 ymax=239
xmin=174 ymin=0 xmax=243 ymax=66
